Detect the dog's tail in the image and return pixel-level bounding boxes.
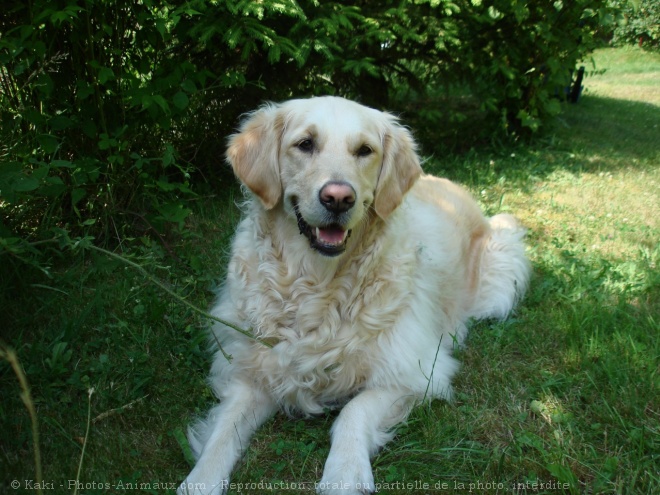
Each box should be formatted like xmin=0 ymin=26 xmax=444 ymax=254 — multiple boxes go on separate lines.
xmin=469 ymin=214 xmax=531 ymax=320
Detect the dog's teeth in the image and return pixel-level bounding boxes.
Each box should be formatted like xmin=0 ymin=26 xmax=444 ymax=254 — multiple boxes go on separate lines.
xmin=315 ymin=226 xmax=347 ymax=246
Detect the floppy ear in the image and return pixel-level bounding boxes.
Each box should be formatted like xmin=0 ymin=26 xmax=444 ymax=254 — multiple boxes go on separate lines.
xmin=226 ymin=104 xmax=283 ymax=209
xmin=374 ymin=119 xmax=423 ymax=219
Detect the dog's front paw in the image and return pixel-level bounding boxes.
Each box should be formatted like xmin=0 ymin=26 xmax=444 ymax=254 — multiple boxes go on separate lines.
xmin=177 ymin=475 xmax=228 ymax=495
xmin=317 ymin=455 xmax=375 ymax=495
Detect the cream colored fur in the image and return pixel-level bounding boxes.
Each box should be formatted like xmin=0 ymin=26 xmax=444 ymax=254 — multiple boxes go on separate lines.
xmin=178 ymin=96 xmax=530 ymax=495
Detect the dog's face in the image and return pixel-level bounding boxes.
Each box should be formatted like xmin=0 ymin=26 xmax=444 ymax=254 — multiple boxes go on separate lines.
xmin=227 ymin=96 xmax=422 ymax=256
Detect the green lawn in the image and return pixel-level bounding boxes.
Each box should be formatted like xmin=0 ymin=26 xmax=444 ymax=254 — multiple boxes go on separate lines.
xmin=1 ymin=46 xmax=658 ymax=494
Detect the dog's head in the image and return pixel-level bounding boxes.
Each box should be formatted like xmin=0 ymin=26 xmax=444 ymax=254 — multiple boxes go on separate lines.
xmin=226 ymin=96 xmax=422 ymax=256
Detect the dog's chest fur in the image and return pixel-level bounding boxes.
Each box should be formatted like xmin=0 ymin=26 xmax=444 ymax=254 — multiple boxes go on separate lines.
xmin=224 ymin=208 xmax=418 ymax=413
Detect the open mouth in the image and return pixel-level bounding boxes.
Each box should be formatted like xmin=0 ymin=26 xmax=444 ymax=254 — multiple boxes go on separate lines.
xmin=292 ymin=200 xmax=351 ymax=257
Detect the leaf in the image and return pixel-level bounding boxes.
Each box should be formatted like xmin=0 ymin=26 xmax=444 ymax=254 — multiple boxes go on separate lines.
xmin=172 ymin=428 xmax=196 ymax=467
xmin=31 ymin=165 xmax=50 ymax=181
xmin=49 ymin=115 xmax=73 ymax=131
xmin=98 ymin=67 xmax=115 ymax=84
xmin=44 ymin=176 xmax=64 ymax=186
xmin=546 ymin=463 xmax=578 ymax=487
xmin=188 ymin=255 xmax=203 ymax=273
xmin=156 ymin=202 xmax=192 ymax=224
xmin=155 ymin=180 xmax=178 ymax=192
xmin=98 ymin=134 xmax=117 ymax=150
xmin=172 ymin=91 xmax=189 ymax=110
xmin=516 ymin=110 xmax=540 ymax=132
xmin=180 ymin=79 xmax=197 ymax=93
xmin=71 ymin=188 xmax=86 ymax=206
xmin=151 ymin=95 xmax=170 ymax=113
xmin=268 ymin=44 xmax=281 ymax=63
xmin=50 ymin=160 xmax=74 ymax=168
xmin=162 ymin=144 xmax=175 ymax=167
xmin=37 ymin=134 xmax=59 ymax=154
xmin=12 ymin=176 xmax=40 ymax=192
xmin=545 ymin=98 xmax=562 ymax=116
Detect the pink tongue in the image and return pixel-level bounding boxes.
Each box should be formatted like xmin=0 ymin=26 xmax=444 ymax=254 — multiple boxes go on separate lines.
xmin=316 ymin=226 xmax=346 ymax=245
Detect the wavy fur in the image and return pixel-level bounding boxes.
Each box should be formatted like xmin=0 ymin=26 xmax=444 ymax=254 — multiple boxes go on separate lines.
xmin=179 ymin=97 xmax=530 ymax=495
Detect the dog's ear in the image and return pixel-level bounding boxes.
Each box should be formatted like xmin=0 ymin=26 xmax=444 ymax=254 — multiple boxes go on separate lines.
xmin=374 ymin=119 xmax=423 ymax=219
xmin=226 ymin=104 xmax=283 ymax=209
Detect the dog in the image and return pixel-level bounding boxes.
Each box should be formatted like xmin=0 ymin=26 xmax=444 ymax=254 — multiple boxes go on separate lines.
xmin=178 ymin=96 xmax=530 ymax=495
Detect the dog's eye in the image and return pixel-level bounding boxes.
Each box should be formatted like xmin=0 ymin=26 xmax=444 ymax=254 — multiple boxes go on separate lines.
xmin=297 ymin=139 xmax=314 ymax=153
xmin=357 ymin=145 xmax=373 ymax=157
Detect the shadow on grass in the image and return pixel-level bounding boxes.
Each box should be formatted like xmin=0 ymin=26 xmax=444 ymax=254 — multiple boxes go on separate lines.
xmin=423 ymin=94 xmax=660 ymax=192
xmin=555 ymin=95 xmax=660 ymax=163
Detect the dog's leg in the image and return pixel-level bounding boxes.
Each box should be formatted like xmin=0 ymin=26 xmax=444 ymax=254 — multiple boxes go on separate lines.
xmin=318 ymin=389 xmax=414 ymax=495
xmin=178 ymin=381 xmax=277 ymax=495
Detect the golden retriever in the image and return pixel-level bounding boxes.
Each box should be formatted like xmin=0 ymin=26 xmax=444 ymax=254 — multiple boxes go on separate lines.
xmin=179 ymin=96 xmax=530 ymax=495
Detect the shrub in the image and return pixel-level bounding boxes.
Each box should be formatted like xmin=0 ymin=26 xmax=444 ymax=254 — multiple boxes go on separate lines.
xmin=1 ymin=0 xmax=617 ymax=274
xmin=611 ymin=0 xmax=660 ymax=51
xmin=354 ymin=1 xmax=617 ymax=143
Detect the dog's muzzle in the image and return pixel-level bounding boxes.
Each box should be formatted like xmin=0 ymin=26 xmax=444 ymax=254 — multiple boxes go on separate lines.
xmin=292 ymin=199 xmax=352 ymax=257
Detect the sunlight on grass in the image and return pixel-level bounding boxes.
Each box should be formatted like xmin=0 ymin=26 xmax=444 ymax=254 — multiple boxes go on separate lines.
xmin=425 ymin=46 xmax=659 ymax=495
xmin=515 ymin=167 xmax=659 ymax=261
xmin=501 ymin=47 xmax=660 ymax=278
xmin=585 ymin=47 xmax=660 ymax=104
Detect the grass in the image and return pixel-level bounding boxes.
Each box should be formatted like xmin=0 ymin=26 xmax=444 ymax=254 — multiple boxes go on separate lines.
xmin=1 ymin=46 xmax=659 ymax=494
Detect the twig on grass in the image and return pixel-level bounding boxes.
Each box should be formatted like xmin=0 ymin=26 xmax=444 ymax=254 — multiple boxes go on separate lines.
xmin=86 ymin=244 xmax=271 ymax=360
xmin=92 ymin=395 xmax=148 ymax=424
xmin=10 ymin=235 xmax=271 ymax=360
xmin=0 ymin=341 xmax=44 ymax=495
xmin=73 ymin=388 xmax=94 ymax=495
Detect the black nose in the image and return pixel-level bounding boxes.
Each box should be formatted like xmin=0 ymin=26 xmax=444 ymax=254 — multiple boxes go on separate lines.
xmin=319 ymin=181 xmax=356 ymax=214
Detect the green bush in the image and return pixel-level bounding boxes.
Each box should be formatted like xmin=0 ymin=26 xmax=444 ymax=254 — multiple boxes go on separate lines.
xmin=0 ymin=1 xmax=204 ymax=239
xmin=0 ymin=1 xmax=374 ymax=252
xmin=1 ymin=0 xmax=617 ymax=273
xmin=612 ymin=0 xmax=660 ymax=51
xmin=363 ymin=0 xmax=617 ymax=143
